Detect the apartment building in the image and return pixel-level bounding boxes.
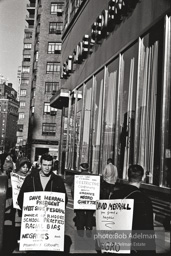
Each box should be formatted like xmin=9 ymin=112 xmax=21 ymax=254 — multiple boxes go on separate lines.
xmin=17 ymin=0 xmax=65 ymax=162
xmin=0 ymin=83 xmax=19 ymax=152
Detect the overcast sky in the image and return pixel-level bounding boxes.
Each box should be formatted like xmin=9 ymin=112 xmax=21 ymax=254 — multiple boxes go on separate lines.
xmin=0 ymin=0 xmax=27 ymax=91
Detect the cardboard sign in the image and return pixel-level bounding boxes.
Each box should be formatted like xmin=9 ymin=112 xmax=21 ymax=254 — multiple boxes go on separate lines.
xmin=74 ymin=175 xmax=100 ymax=210
xmin=11 ymin=172 xmax=25 ymax=209
xmin=96 ymin=199 xmax=134 ymax=253
xmin=19 ymin=191 xmax=65 ymax=251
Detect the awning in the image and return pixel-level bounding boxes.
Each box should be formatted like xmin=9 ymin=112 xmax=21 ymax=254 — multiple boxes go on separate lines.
xmin=50 ymin=88 xmax=70 ymax=109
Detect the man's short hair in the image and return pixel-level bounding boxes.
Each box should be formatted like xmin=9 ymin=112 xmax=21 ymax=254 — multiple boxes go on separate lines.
xmin=128 ymin=164 xmax=144 ymax=182
xmin=40 ymin=153 xmax=53 ymax=163
xmin=107 ymin=158 xmax=113 ymax=164
xmin=80 ymin=163 xmax=89 ymax=171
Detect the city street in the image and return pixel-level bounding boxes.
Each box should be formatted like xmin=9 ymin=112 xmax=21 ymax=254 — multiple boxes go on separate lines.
xmin=2 ymin=182 xmax=170 ymax=255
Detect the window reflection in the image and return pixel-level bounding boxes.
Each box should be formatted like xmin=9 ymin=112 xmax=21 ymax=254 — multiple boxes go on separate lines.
xmin=68 ymin=96 xmax=75 ymax=170
xmin=92 ymin=71 xmax=104 ymax=174
xmin=118 ymin=43 xmax=138 ymax=179
xmin=81 ymin=79 xmax=93 ymax=163
xmin=102 ymin=59 xmax=119 ymax=172
xmin=137 ymin=22 xmax=163 ymax=185
xmin=75 ymin=89 xmax=83 ymax=169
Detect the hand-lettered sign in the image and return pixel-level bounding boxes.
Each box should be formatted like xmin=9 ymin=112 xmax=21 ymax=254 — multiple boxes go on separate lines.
xmin=19 ymin=191 xmax=65 ymax=251
xmin=96 ymin=199 xmax=134 ymax=253
xmin=74 ymin=175 xmax=100 ymax=210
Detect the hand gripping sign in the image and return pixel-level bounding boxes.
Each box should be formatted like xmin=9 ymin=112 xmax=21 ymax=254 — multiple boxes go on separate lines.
xmin=96 ymin=199 xmax=134 ymax=254
xmin=19 ymin=191 xmax=65 ymax=252
xmin=74 ymin=175 xmax=100 ymax=210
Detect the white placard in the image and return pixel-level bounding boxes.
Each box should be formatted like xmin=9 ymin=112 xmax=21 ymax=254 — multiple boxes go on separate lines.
xmin=11 ymin=172 xmax=25 ymax=209
xmin=19 ymin=191 xmax=65 ymax=251
xmin=74 ymin=175 xmax=100 ymax=210
xmin=96 ymin=199 xmax=134 ymax=254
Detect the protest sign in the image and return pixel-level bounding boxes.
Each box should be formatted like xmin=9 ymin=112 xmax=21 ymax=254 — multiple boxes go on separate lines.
xmin=19 ymin=191 xmax=65 ymax=251
xmin=74 ymin=175 xmax=100 ymax=210
xmin=11 ymin=172 xmax=25 ymax=209
xmin=96 ymin=199 xmax=134 ymax=253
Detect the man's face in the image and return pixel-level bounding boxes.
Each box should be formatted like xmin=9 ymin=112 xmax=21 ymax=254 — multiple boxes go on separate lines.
xmin=40 ymin=159 xmax=53 ymax=176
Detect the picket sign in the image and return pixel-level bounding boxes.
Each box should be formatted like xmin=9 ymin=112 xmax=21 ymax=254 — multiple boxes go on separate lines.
xmin=96 ymin=199 xmax=134 ymax=254
xmin=11 ymin=172 xmax=25 ymax=209
xmin=19 ymin=191 xmax=65 ymax=252
xmin=74 ymin=175 xmax=100 ymax=210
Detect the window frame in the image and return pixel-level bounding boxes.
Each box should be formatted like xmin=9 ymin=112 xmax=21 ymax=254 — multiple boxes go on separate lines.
xmin=46 ymin=62 xmax=60 ymax=73
xmin=45 ymin=82 xmax=59 ymax=93
xmin=47 ymin=42 xmax=62 ymax=54
xmin=19 ymin=113 xmax=25 ymax=119
xmin=24 ymin=43 xmax=32 ymax=49
xmin=42 ymin=123 xmax=56 ymax=136
xmin=20 ymin=101 xmax=26 ymax=108
xmin=20 ymin=89 xmax=27 ymax=96
xmin=49 ymin=22 xmax=63 ymax=34
xmin=50 ymin=2 xmax=64 ymax=15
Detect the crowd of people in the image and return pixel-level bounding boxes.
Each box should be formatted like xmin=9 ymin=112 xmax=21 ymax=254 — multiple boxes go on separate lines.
xmin=0 ymin=149 xmax=156 ymax=254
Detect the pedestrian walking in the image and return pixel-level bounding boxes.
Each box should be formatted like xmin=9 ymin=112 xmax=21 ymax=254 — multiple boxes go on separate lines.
xmin=17 ymin=153 xmax=68 ymax=209
xmin=101 ymin=158 xmax=118 ymax=199
xmin=72 ymin=163 xmax=96 ymax=237
xmin=14 ymin=157 xmax=31 ymax=177
xmin=110 ymin=164 xmax=156 ymax=254
xmin=10 ymin=157 xmax=32 ymax=221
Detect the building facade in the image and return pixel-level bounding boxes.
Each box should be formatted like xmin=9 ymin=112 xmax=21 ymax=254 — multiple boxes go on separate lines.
xmin=17 ymin=0 xmax=65 ymax=161
xmin=51 ymin=0 xmax=171 ymax=195
xmin=0 ymin=83 xmax=19 ymax=152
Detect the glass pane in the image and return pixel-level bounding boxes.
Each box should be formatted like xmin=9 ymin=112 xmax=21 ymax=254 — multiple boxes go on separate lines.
xmin=161 ymin=17 xmax=171 ymax=188
xmin=75 ymin=88 xmax=83 ymax=170
xmin=102 ymin=58 xmax=119 ymax=172
xmin=118 ymin=43 xmax=138 ymax=179
xmin=137 ymin=22 xmax=163 ymax=185
xmin=92 ymin=70 xmax=104 ymax=174
xmin=81 ymin=79 xmax=93 ymax=163
xmin=68 ymin=96 xmax=75 ymax=170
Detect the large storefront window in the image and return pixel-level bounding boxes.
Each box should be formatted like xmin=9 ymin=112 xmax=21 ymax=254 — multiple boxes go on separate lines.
xmin=118 ymin=43 xmax=138 ymax=179
xmin=80 ymin=79 xmax=93 ymax=163
xmin=61 ymin=17 xmax=170 ymax=190
xmin=136 ymin=22 xmax=164 ymax=185
xmin=101 ymin=59 xmax=119 ymax=172
xmin=91 ymin=70 xmax=104 ymax=174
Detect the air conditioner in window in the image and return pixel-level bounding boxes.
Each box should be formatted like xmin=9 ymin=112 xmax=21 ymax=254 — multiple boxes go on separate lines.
xmin=52 ymin=90 xmax=56 ymax=95
xmin=57 ymin=9 xmax=63 ymax=15
xmin=54 ymin=50 xmax=61 ymax=54
xmin=50 ymin=28 xmax=56 ymax=33
xmin=50 ymin=111 xmax=57 ymax=116
xmin=56 ymin=30 xmax=61 ymax=34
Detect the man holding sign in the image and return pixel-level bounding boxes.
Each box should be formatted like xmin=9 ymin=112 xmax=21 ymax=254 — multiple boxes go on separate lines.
xmin=17 ymin=153 xmax=68 ymax=252
xmin=110 ymin=164 xmax=155 ymax=254
xmin=72 ymin=163 xmax=100 ymax=237
xmin=18 ymin=153 xmax=67 ymax=209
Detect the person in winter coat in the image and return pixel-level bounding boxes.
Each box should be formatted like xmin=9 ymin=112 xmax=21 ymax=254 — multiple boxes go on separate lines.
xmin=10 ymin=157 xmax=32 ymax=219
xmin=17 ymin=153 xmax=68 ymax=209
xmin=101 ymin=158 xmax=118 ymax=199
xmin=110 ymin=164 xmax=156 ymax=254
